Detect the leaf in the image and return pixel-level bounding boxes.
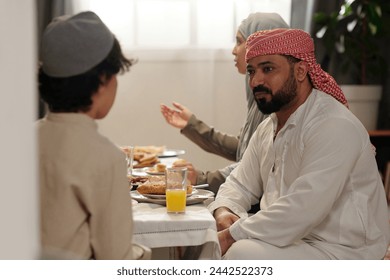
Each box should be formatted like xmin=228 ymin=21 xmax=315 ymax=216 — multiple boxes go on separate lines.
xmin=368 ymin=22 xmax=377 ymax=35
xmin=347 ymin=19 xmax=357 ymax=32
xmin=316 ymin=26 xmax=327 ymax=39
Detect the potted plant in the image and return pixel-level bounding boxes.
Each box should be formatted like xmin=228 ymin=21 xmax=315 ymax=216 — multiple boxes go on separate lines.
xmin=313 ymin=0 xmax=389 ymax=130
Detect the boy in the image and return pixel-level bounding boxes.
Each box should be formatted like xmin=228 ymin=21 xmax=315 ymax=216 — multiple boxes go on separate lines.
xmin=38 ymin=11 xmax=148 ymax=259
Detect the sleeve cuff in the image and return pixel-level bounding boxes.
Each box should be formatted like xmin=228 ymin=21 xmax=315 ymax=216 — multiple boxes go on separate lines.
xmin=207 ymin=199 xmax=249 ymax=219
xmin=180 ymin=114 xmax=197 ymax=134
xmin=229 ymin=219 xmax=249 ymax=241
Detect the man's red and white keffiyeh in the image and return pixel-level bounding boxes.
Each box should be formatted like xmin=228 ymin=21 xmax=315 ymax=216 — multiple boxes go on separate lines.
xmin=246 ymin=28 xmax=348 ymax=106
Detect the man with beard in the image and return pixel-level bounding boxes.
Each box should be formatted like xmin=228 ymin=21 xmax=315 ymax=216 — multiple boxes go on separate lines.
xmin=208 ymin=28 xmax=390 ymax=259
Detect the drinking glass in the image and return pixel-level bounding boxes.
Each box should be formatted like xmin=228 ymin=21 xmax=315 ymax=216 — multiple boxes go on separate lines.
xmin=165 ymin=167 xmax=187 ymax=214
xmin=122 ymin=146 xmax=134 ymax=176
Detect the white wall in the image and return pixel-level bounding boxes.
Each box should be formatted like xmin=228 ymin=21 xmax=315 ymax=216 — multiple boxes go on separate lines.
xmin=0 ymin=1 xmax=40 ymax=259
xmin=98 ymin=50 xmax=247 ymax=172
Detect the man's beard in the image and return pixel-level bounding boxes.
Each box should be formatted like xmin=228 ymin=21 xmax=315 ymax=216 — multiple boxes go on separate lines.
xmin=253 ymin=70 xmax=298 ymax=115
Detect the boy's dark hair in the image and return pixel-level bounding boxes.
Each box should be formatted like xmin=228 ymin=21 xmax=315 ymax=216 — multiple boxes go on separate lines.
xmin=39 ymin=37 xmax=134 ymax=113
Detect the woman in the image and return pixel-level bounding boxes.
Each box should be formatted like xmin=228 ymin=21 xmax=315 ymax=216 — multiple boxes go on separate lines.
xmin=160 ymin=13 xmax=289 ymax=193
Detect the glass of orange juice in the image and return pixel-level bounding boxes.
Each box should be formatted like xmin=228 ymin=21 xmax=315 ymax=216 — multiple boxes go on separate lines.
xmin=165 ymin=167 xmax=187 ymax=214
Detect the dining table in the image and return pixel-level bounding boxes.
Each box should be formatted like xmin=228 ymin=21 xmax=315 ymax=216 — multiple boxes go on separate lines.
xmin=129 ymin=150 xmax=222 ymax=260
xmin=131 ymin=200 xmax=221 ymax=260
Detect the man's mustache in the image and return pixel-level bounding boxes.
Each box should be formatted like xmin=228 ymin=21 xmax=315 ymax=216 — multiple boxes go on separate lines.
xmin=253 ymin=85 xmax=272 ymax=95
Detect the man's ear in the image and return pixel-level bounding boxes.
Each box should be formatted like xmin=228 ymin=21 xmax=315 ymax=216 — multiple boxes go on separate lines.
xmin=295 ymin=61 xmax=309 ymax=82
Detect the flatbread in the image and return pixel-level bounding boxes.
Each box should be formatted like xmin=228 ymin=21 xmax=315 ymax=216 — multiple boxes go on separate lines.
xmin=137 ymin=176 xmax=192 ymax=195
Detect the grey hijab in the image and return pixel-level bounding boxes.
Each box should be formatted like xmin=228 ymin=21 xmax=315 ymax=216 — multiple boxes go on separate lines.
xmin=236 ymin=13 xmax=289 ymax=160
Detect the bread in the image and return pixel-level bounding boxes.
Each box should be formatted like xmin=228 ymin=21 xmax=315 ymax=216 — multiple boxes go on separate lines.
xmin=155 ymin=163 xmax=166 ymax=172
xmin=128 ymin=175 xmax=148 ymax=184
xmin=137 ymin=176 xmax=192 ymax=195
xmin=134 ymin=145 xmax=165 ymax=155
xmin=173 ymin=158 xmax=186 ymax=165
xmin=133 ymin=153 xmax=159 ymax=168
xmin=137 ymin=180 xmax=166 ymax=195
xmin=133 ymin=152 xmax=145 ymax=162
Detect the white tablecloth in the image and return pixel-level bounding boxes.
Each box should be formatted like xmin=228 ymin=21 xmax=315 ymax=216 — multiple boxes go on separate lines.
xmin=132 ymin=202 xmax=221 ymax=259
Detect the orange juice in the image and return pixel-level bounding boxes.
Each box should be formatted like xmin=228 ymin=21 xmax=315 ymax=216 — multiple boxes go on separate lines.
xmin=166 ymin=189 xmax=186 ymax=213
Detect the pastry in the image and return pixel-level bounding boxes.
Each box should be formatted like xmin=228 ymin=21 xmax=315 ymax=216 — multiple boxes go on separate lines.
xmin=155 ymin=163 xmax=166 ymax=172
xmin=173 ymin=158 xmax=186 ymax=165
xmin=137 ymin=176 xmax=192 ymax=195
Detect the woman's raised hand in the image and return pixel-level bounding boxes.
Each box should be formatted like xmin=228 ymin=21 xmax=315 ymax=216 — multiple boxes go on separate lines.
xmin=160 ymin=102 xmax=193 ymax=129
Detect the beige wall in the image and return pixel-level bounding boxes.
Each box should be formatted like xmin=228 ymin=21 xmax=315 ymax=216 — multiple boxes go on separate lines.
xmin=98 ymin=50 xmax=248 ymax=171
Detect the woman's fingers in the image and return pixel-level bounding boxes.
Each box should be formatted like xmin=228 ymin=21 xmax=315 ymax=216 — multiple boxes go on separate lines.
xmin=172 ymin=102 xmax=185 ymax=111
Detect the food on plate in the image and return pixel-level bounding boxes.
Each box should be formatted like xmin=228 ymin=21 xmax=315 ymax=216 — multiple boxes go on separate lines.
xmin=120 ymin=145 xmax=165 ymax=168
xmin=133 ymin=152 xmax=145 ymax=162
xmin=120 ymin=146 xmax=133 ymax=157
xmin=155 ymin=163 xmax=166 ymax=173
xmin=134 ymin=145 xmax=166 ymax=155
xmin=133 ymin=153 xmax=159 ymax=168
xmin=137 ymin=178 xmax=166 ymax=195
xmin=138 ymin=153 xmax=157 ymax=163
xmin=128 ymin=175 xmax=149 ymax=185
xmin=173 ymin=158 xmax=187 ymax=166
xmin=137 ymin=176 xmax=192 ymax=195
xmin=145 ymin=163 xmax=166 ymax=174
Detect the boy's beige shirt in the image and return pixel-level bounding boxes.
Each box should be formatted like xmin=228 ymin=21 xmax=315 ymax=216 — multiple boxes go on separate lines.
xmin=38 ymin=113 xmax=136 ymax=259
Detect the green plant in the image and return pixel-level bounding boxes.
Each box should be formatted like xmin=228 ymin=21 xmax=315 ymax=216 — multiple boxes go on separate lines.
xmin=313 ymin=0 xmax=389 ymax=84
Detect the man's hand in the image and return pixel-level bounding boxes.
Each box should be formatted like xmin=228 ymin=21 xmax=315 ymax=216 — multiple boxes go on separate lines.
xmin=214 ymin=207 xmax=240 ymax=231
xmin=218 ymin=228 xmax=236 ymax=256
xmin=160 ymin=102 xmax=193 ymax=129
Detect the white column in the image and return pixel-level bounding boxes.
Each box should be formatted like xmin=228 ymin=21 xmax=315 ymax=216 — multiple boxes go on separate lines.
xmin=0 ymin=0 xmax=40 ymax=259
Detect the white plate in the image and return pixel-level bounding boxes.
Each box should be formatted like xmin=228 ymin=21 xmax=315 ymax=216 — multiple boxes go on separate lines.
xmin=143 ymin=167 xmax=165 ymax=176
xmin=158 ymin=149 xmax=185 ymax=158
xmin=131 ymin=168 xmax=148 ymax=177
xmin=140 ymin=189 xmax=198 ymax=199
xmin=130 ymin=189 xmax=214 ymax=206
